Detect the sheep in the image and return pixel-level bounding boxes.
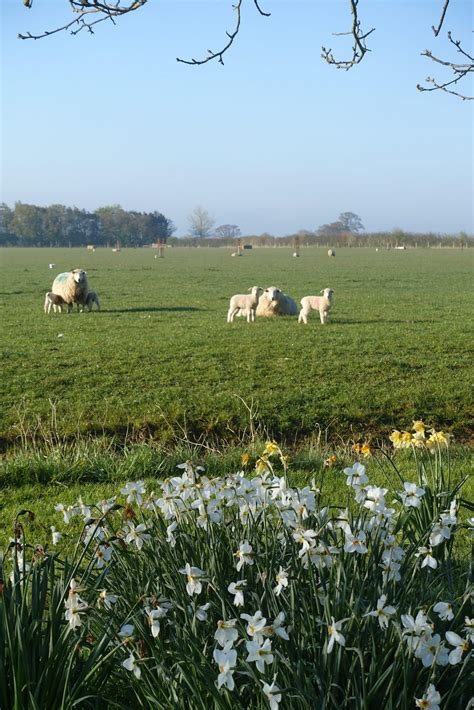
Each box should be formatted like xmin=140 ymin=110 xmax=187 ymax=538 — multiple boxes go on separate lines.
xmin=84 ymin=290 xmax=100 ymax=312
xmin=255 ymin=287 xmax=298 ymax=317
xmin=52 ymin=269 xmax=89 ymax=313
xmin=298 ymin=288 xmax=334 ymax=324
xmin=292 ymin=252 xmax=300 ymax=257
xmin=328 ymin=249 xmax=335 ymax=257
xmin=48 ymin=263 xmax=55 ymax=269
xmin=227 ymin=286 xmax=263 ymax=323
xmin=44 ymin=291 xmax=65 ymax=314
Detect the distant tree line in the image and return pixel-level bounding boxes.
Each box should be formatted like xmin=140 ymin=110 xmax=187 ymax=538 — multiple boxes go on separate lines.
xmin=174 ymin=229 xmax=472 ymax=249
xmin=0 ymin=202 xmax=176 ymax=247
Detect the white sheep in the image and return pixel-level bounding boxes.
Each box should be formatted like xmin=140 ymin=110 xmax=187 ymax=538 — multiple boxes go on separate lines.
xmin=227 ymin=286 xmax=263 ymax=323
xmin=85 ymin=290 xmax=100 ymax=312
xmin=52 ymin=269 xmax=89 ymax=313
xmin=298 ymin=288 xmax=334 ymax=324
xmin=255 ymin=287 xmax=298 ymax=317
xmin=328 ymin=249 xmax=335 ymax=257
xmin=44 ymin=291 xmax=65 ymax=314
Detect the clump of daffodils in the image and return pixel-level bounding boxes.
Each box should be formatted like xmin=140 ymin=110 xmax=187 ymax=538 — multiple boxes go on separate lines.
xmin=8 ymin=424 xmax=470 ymax=707
xmin=389 ymin=420 xmax=451 ymax=451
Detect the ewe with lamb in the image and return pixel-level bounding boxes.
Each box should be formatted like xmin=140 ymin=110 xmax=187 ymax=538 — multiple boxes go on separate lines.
xmin=51 ymin=269 xmax=89 ymax=313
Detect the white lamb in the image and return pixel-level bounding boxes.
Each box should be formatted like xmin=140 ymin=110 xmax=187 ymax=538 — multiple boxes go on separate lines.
xmin=298 ymin=288 xmax=334 ymax=324
xmin=227 ymin=286 xmax=263 ymax=323
xmin=44 ymin=291 xmax=65 ymax=314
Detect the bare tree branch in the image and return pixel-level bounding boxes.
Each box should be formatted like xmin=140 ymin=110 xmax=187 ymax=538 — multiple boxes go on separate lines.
xmin=176 ymin=0 xmax=270 ymax=66
xmin=18 ymin=0 xmax=147 ymax=40
xmin=432 ymin=0 xmax=450 ymax=37
xmin=418 ymin=32 xmax=474 ymax=100
xmin=321 ymin=0 xmax=375 ymax=70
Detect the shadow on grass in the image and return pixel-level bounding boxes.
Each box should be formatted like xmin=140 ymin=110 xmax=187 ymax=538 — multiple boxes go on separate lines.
xmin=104 ymin=306 xmax=205 ymax=313
xmin=335 ymin=318 xmax=437 ymax=325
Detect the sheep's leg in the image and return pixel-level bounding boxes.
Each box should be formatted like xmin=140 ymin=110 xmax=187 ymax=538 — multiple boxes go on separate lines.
xmin=320 ymin=310 xmax=327 ymax=324
xmin=298 ymin=309 xmax=308 ymax=324
xmin=250 ymin=308 xmax=255 ymax=323
xmin=227 ymin=307 xmax=238 ymax=323
xmin=67 ymin=303 xmax=73 ymax=313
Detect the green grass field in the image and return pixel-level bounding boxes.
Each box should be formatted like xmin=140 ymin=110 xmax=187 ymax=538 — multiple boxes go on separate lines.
xmin=1 ymin=246 xmax=473 ymax=448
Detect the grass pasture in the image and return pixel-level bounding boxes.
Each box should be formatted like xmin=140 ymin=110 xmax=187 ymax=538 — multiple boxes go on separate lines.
xmin=0 ymin=248 xmax=474 ymax=445
xmin=1 ymin=246 xmax=473 ymax=450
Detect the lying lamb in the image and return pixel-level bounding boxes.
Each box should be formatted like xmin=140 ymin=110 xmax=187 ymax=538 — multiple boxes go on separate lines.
xmin=44 ymin=292 xmax=65 ymax=314
xmin=227 ymin=286 xmax=262 ymax=323
xmin=255 ymin=287 xmax=298 ymax=317
xmin=298 ymin=288 xmax=334 ymax=324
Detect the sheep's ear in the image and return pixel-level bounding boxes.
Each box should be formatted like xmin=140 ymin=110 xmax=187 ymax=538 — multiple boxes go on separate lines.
xmin=320 ymin=289 xmax=324 ymax=294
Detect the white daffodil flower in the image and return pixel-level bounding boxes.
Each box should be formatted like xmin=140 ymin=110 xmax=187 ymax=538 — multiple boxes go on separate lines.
xmin=97 ymin=589 xmax=118 ymax=610
xmin=415 ymin=683 xmax=441 ymax=710
xmin=415 ymin=546 xmax=438 ymax=569
xmin=344 ymin=530 xmax=368 ymax=554
xmin=228 ymin=580 xmax=247 ymax=607
xmin=433 ymin=601 xmax=454 ymax=621
xmin=364 ymin=595 xmax=397 ymax=630
xmin=327 ymin=617 xmax=345 ymax=654
xmin=179 ymin=563 xmax=206 ymax=596
xmin=234 ymin=540 xmax=254 ymax=572
xmin=245 ymin=638 xmax=274 ymax=673
xmin=94 ymin=544 xmax=113 ymax=569
xmin=273 ymin=567 xmax=289 ymax=596
xmin=120 ymin=481 xmax=146 ymax=506
xmin=399 ymin=482 xmax=425 ymax=508
xmin=343 ymin=462 xmax=368 ymax=487
xmin=196 ymin=603 xmax=211 ymax=621
xmin=263 ymin=612 xmax=290 ymax=641
xmin=124 ymin=523 xmax=151 ymax=550
xmin=122 ymin=653 xmax=141 ymax=679
xmin=213 ymin=646 xmax=237 ymax=691
xmin=445 ymin=631 xmax=470 ymax=665
xmin=415 ymin=633 xmax=449 ymax=667
xmin=214 ymin=619 xmax=239 ymax=647
xmin=261 ymin=679 xmax=282 ymax=709
xmin=241 ymin=610 xmax=267 ymax=640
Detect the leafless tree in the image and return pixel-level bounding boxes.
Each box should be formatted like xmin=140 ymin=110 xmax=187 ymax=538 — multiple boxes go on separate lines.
xmin=188 ymin=206 xmax=215 ymax=239
xmin=17 ymin=0 xmax=473 ymax=99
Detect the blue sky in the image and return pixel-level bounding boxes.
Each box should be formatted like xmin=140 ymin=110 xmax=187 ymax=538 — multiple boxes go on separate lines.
xmin=1 ymin=0 xmax=473 ymax=235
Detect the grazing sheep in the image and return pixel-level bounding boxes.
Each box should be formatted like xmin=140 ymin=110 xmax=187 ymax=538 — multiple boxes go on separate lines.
xmin=227 ymin=286 xmax=263 ymax=323
xmin=255 ymin=287 xmax=298 ymax=317
xmin=328 ymin=249 xmax=335 ymax=257
xmin=48 ymin=263 xmax=55 ymax=269
xmin=85 ymin=290 xmax=100 ymax=312
xmin=44 ymin=291 xmax=65 ymax=314
xmin=52 ymin=269 xmax=89 ymax=313
xmin=292 ymin=252 xmax=300 ymax=257
xmin=298 ymin=288 xmax=334 ymax=324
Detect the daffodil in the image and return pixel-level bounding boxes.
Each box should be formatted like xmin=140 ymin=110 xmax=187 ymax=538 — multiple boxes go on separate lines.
xmin=97 ymin=589 xmax=118 ymax=610
xmin=399 ymin=482 xmax=425 ymax=508
xmin=415 ymin=683 xmax=441 ymax=710
xmin=364 ymin=595 xmax=397 ymax=630
xmin=445 ymin=631 xmax=470 ymax=664
xmin=228 ymin=580 xmax=247 ymax=607
xmin=273 ymin=567 xmax=289 ymax=596
xmin=179 ymin=563 xmax=206 ymax=596
xmin=327 ymin=617 xmax=345 ymax=654
xmin=122 ymin=653 xmax=141 ymax=679
xmin=241 ymin=610 xmax=266 ymax=640
xmin=261 ymin=678 xmax=282 ymax=709
xmin=245 ymin=638 xmax=274 ymax=673
xmin=234 ymin=540 xmax=254 ymax=572
xmin=344 ymin=530 xmax=368 ymax=554
xmin=213 ymin=645 xmax=237 ymax=690
xmin=124 ymin=522 xmax=151 ymax=550
xmin=433 ymin=601 xmax=454 ymax=621
xmin=214 ymin=619 xmax=239 ymax=647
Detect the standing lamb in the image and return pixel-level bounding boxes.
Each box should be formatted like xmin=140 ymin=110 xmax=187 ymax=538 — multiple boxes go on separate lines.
xmin=227 ymin=286 xmax=262 ymax=323
xmin=51 ymin=269 xmax=89 ymax=313
xmin=255 ymin=287 xmax=298 ymax=317
xmin=298 ymin=288 xmax=334 ymax=324
xmin=85 ymin=290 xmax=100 ymax=312
xmin=328 ymin=249 xmax=335 ymax=257
xmin=44 ymin=292 xmax=65 ymax=314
